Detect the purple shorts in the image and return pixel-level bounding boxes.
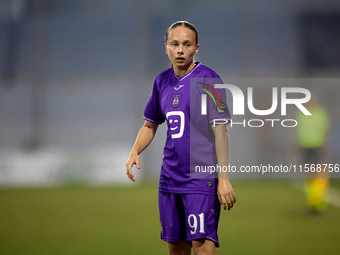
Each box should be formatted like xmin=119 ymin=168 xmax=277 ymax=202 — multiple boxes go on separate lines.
xmin=158 ymin=191 xmax=221 ymax=247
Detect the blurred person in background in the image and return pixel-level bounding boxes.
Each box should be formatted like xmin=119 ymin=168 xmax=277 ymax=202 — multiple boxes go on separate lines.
xmin=296 ymin=93 xmax=330 ymax=212
xmin=126 ymin=21 xmax=236 ymax=255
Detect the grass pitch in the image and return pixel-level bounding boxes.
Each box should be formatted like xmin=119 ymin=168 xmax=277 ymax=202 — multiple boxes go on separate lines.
xmin=0 ymin=180 xmax=339 ymax=255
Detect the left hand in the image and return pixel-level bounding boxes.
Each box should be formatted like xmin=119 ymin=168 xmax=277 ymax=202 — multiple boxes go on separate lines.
xmin=217 ymin=178 xmax=236 ymax=210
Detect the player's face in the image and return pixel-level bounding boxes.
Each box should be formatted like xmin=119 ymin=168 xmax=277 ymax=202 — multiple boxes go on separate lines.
xmin=165 ymin=26 xmax=199 ymax=71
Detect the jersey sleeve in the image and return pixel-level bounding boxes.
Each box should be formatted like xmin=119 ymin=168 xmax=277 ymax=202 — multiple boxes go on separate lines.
xmin=143 ymin=78 xmax=165 ymax=124
xmin=207 ymin=77 xmax=231 ymax=125
xmin=197 ymin=73 xmax=231 ymax=125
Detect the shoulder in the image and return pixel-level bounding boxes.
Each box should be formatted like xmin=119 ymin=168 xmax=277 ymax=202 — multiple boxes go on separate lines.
xmin=152 ymin=67 xmax=173 ymax=90
xmin=150 ymin=67 xmax=173 ymax=92
xmin=155 ymin=67 xmax=173 ymax=83
xmin=194 ymin=63 xmax=221 ymax=79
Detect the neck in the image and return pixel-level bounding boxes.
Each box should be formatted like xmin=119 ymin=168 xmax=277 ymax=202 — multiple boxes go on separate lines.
xmin=173 ymin=62 xmax=196 ymax=77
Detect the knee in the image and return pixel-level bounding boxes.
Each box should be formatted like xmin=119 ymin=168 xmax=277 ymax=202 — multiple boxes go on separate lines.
xmin=192 ymin=239 xmax=217 ymax=255
xmin=192 ymin=247 xmax=199 ymax=255
xmin=192 ymin=246 xmax=204 ymax=255
xmin=193 ymin=247 xmax=217 ymax=255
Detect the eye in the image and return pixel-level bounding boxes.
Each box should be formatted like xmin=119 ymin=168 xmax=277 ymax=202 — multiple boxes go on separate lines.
xmin=186 ymin=43 xmax=191 ymax=47
xmin=172 ymin=43 xmax=178 ymax=46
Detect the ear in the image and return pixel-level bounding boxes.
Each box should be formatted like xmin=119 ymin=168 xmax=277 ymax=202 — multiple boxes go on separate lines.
xmin=165 ymin=43 xmax=168 ymax=55
xmin=195 ymin=44 xmax=199 ymax=55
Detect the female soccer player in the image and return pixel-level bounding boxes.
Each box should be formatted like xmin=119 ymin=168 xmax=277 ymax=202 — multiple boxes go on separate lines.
xmin=126 ymin=21 xmax=236 ymax=255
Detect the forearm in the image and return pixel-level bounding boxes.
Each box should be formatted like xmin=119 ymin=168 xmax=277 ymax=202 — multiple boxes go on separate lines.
xmin=213 ymin=125 xmax=230 ymax=179
xmin=212 ymin=124 xmax=236 ymax=210
xmin=130 ymin=121 xmax=158 ymax=155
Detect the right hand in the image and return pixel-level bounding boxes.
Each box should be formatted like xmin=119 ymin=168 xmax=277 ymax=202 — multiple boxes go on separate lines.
xmin=126 ymin=152 xmax=140 ymax=182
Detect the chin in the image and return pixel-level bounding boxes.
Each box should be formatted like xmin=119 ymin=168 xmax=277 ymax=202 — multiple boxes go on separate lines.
xmin=177 ymin=63 xmax=191 ymax=69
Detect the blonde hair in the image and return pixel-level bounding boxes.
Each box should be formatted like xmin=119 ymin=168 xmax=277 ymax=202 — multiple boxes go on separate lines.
xmin=166 ymin=21 xmax=199 ymax=45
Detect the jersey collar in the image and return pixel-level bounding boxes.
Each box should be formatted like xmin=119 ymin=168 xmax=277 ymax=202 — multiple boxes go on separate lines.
xmin=173 ymin=62 xmax=201 ymax=81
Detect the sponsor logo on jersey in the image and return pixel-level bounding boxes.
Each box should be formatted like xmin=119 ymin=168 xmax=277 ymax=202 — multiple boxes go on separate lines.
xmin=166 ymin=111 xmax=185 ymax=139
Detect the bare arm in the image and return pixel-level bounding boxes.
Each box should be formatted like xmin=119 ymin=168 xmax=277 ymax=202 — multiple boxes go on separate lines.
xmin=211 ymin=124 xmax=236 ymax=210
xmin=126 ymin=120 xmax=159 ymax=182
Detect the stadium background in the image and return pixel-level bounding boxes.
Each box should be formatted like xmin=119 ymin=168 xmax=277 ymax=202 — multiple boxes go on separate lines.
xmin=0 ymin=0 xmax=339 ymax=254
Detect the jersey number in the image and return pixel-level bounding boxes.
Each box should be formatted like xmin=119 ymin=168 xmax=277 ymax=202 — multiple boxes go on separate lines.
xmin=188 ymin=213 xmax=205 ymax=235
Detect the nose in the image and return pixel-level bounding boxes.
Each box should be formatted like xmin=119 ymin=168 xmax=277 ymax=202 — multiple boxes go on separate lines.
xmin=177 ymin=45 xmax=183 ymax=55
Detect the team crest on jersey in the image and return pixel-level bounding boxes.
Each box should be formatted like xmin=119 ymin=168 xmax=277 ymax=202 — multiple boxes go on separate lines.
xmin=172 ymin=94 xmax=180 ymax=108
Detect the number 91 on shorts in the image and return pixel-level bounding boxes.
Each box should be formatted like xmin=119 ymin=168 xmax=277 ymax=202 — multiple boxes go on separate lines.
xmin=158 ymin=192 xmax=222 ymax=247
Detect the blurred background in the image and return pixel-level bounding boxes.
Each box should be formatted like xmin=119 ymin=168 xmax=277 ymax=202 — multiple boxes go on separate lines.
xmin=0 ymin=0 xmax=339 ymax=185
xmin=1 ymin=1 xmax=340 ymax=254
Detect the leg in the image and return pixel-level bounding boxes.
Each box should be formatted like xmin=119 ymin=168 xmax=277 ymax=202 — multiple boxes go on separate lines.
xmin=305 ymin=177 xmax=329 ymax=212
xmin=192 ymin=238 xmax=217 ymax=255
xmin=168 ymin=240 xmax=191 ymax=255
xmin=159 ymin=192 xmax=189 ymax=253
xmin=182 ymin=194 xmax=221 ymax=253
xmin=303 ymin=148 xmax=329 ymax=212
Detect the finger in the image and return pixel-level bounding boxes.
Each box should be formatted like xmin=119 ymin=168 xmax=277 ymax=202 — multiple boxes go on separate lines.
xmin=228 ymin=193 xmax=235 ymax=204
xmin=225 ymin=195 xmax=234 ymax=210
xmin=126 ymin=162 xmax=135 ymax=182
xmin=220 ymin=196 xmax=227 ymax=211
xmin=227 ymin=201 xmax=232 ymax=210
xmin=226 ymin=191 xmax=236 ymax=203
xmin=217 ymin=192 xmax=225 ymax=210
xmin=136 ymin=157 xmax=140 ymax=169
xmin=228 ymin=202 xmax=234 ymax=210
xmin=228 ymin=200 xmax=234 ymax=210
xmin=126 ymin=163 xmax=130 ymax=177
xmin=127 ymin=168 xmax=135 ymax=182
xmin=217 ymin=192 xmax=222 ymax=205
xmin=230 ymin=192 xmax=236 ymax=204
xmin=130 ymin=171 xmax=135 ymax=182
xmin=130 ymin=172 xmax=136 ymax=182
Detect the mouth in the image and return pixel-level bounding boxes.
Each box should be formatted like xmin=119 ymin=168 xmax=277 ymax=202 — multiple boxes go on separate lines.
xmin=176 ymin=57 xmax=185 ymax=62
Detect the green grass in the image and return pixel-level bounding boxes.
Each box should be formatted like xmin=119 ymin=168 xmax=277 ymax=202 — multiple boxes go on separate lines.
xmin=330 ymin=179 xmax=340 ymax=191
xmin=0 ymin=181 xmax=339 ymax=255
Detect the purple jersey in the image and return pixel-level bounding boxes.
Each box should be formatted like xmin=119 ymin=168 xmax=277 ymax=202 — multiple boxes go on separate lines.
xmin=144 ymin=62 xmax=231 ymax=195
